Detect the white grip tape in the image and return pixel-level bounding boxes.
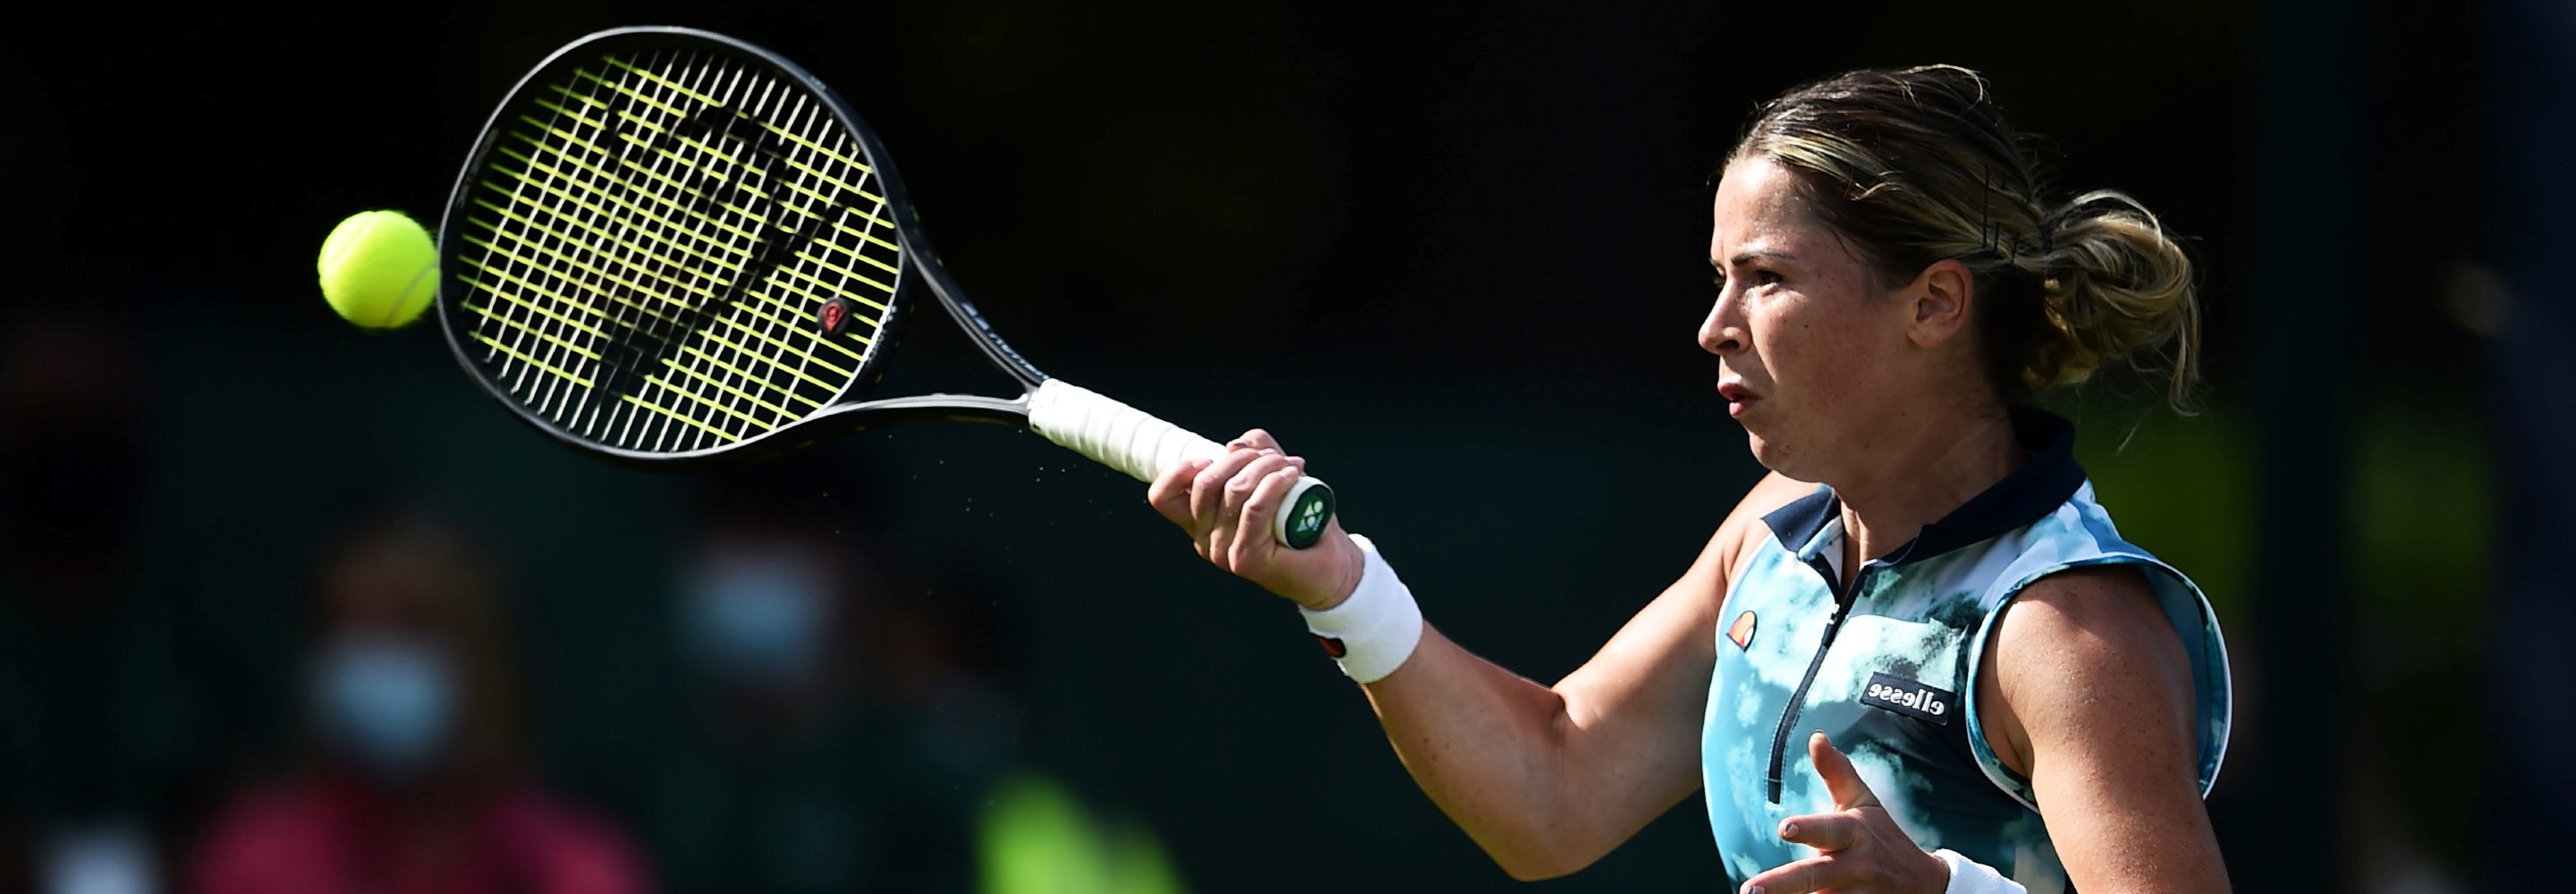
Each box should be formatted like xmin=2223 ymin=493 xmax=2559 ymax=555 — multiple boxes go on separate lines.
xmin=1028 ymin=378 xmax=1333 ymax=547
xmin=1027 ymin=378 xmax=1224 ymax=483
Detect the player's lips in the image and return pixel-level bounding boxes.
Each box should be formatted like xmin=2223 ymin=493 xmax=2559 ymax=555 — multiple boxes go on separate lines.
xmin=1717 ymin=381 xmax=1758 ymax=417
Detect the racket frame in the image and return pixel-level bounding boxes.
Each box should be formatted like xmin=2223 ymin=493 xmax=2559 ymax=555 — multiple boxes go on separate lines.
xmin=436 ymin=26 xmax=1336 ymax=548
xmin=436 ymin=25 xmax=1043 ymax=471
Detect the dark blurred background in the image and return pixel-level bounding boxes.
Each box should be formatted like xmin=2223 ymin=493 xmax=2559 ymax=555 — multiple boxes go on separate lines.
xmin=0 ymin=0 xmax=2559 ymax=891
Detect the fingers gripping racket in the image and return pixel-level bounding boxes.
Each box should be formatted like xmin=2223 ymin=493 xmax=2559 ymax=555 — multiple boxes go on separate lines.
xmin=436 ymin=26 xmax=1334 ymax=548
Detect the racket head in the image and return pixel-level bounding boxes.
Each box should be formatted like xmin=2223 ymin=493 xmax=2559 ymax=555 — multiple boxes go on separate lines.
xmin=436 ymin=27 xmax=935 ymax=468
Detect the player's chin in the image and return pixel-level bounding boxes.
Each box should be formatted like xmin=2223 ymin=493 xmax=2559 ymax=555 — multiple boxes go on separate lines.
xmin=1730 ymin=405 xmax=1766 ymax=443
xmin=1741 ymin=427 xmax=1795 ymax=474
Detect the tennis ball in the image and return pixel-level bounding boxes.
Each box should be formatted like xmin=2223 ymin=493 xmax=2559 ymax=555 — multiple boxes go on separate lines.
xmin=318 ymin=210 xmax=439 ymax=330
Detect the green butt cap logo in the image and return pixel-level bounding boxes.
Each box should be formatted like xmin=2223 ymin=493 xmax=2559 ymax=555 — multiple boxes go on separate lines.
xmin=1284 ymin=485 xmax=1334 ymax=550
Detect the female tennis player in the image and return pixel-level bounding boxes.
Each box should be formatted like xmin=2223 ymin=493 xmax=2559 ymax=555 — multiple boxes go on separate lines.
xmin=1149 ymin=65 xmax=2230 ymax=893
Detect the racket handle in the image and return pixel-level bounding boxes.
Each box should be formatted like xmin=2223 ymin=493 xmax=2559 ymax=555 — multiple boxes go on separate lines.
xmin=1027 ymin=378 xmax=1336 ymax=549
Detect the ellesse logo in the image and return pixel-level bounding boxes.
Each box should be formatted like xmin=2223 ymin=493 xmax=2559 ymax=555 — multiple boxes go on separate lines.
xmin=1859 ymin=672 xmax=1954 ymax=726
xmin=1726 ymin=611 xmax=1757 ymax=650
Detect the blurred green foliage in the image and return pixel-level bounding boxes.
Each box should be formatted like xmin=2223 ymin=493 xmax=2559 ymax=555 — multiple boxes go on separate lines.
xmin=981 ymin=773 xmax=1187 ymax=894
xmin=2072 ymin=395 xmax=2492 ymax=873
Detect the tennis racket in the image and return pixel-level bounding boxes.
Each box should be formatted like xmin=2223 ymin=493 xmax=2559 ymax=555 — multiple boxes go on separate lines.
xmin=436 ymin=26 xmax=1335 ymax=548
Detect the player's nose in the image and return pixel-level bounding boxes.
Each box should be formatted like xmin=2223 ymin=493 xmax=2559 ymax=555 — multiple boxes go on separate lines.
xmin=1699 ymin=294 xmax=1746 ymax=356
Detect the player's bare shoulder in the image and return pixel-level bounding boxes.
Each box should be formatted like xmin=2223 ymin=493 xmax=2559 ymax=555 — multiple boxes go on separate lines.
xmin=1711 ymin=472 xmax=1818 ymax=586
xmin=1978 ymin=563 xmax=2194 ymax=778
xmin=1666 ymin=472 xmax=1818 ymax=610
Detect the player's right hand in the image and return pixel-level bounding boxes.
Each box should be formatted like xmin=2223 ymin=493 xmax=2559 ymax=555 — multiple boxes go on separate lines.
xmin=1147 ymin=428 xmax=1365 ymax=611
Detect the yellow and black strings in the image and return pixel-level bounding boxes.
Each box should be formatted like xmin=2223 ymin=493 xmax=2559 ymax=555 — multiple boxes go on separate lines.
xmin=499 ymin=48 xmax=663 ymax=434
xmin=557 ymin=47 xmax=767 ymax=451
xmin=622 ymin=49 xmax=894 ymax=452
xmin=457 ymin=46 xmax=897 ymax=452
xmin=462 ymin=46 xmax=692 ymax=435
xmin=615 ymin=51 xmax=780 ymax=452
xmin=484 ymin=49 xmax=777 ymax=448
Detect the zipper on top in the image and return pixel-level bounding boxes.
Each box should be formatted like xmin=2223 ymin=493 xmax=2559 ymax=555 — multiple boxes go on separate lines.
xmin=1767 ymin=552 xmax=1857 ymax=803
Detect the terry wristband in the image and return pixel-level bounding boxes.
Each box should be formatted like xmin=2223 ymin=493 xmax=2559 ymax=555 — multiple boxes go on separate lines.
xmin=1297 ymin=534 xmax=1424 ymax=684
xmin=1935 ymin=849 xmax=2028 ymax=894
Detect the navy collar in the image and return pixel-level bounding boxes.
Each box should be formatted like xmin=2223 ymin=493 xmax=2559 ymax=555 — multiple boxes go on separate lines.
xmin=1759 ymin=406 xmax=2085 ymax=569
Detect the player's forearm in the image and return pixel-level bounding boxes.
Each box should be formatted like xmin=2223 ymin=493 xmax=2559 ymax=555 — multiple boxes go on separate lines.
xmin=1358 ymin=625 xmax=1611 ymax=880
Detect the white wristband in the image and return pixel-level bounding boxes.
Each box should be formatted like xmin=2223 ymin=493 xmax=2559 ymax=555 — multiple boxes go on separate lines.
xmin=1297 ymin=534 xmax=1423 ymax=684
xmin=1935 ymin=849 xmax=2028 ymax=894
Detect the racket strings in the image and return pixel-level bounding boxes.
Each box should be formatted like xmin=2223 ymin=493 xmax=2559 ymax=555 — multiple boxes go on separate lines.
xmin=465 ymin=46 xmax=734 ymax=444
xmin=570 ymin=49 xmax=790 ymax=451
xmin=454 ymin=45 xmax=901 ymax=454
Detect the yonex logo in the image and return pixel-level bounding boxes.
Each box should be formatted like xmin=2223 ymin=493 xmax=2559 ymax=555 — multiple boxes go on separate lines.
xmin=1859 ymin=672 xmax=1954 ymax=726
xmin=1292 ymin=494 xmax=1327 ymax=532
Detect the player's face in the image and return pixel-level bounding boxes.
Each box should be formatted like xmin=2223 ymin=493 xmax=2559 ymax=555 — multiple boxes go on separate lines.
xmin=1699 ymin=157 xmax=1920 ymax=479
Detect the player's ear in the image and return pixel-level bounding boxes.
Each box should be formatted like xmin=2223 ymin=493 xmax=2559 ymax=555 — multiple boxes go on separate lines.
xmin=1902 ymin=258 xmax=1974 ymax=349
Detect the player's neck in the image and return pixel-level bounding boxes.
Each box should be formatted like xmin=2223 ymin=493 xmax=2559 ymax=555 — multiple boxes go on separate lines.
xmin=1827 ymin=403 xmax=2024 ymax=575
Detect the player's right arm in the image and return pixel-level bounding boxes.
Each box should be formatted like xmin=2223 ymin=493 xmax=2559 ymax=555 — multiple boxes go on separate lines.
xmin=1148 ymin=430 xmax=1811 ymax=880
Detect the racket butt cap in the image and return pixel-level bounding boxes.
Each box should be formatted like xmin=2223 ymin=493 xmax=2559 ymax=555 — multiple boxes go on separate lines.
xmin=1277 ymin=477 xmax=1335 ymax=550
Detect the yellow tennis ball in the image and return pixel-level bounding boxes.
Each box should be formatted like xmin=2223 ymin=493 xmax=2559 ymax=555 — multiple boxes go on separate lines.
xmin=318 ymin=210 xmax=439 ymax=330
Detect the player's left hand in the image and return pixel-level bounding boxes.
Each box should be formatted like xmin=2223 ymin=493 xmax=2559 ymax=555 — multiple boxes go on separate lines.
xmin=1741 ymin=732 xmax=1949 ymax=894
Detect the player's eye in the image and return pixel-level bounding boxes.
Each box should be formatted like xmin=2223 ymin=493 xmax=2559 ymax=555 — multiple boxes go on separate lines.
xmin=1751 ymin=269 xmax=1783 ymax=287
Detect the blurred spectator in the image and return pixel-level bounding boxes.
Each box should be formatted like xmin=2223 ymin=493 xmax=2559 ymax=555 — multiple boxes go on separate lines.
xmin=0 ymin=307 xmax=185 ymax=894
xmin=187 ymin=510 xmax=647 ymax=894
xmin=648 ymin=469 xmax=1020 ymax=894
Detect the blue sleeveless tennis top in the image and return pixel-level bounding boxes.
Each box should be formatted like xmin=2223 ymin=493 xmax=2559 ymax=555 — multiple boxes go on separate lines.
xmin=1701 ymin=409 xmax=2231 ymax=892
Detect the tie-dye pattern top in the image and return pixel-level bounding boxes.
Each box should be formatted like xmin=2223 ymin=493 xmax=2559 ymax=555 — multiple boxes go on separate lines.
xmin=1700 ymin=409 xmax=2231 ymax=893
